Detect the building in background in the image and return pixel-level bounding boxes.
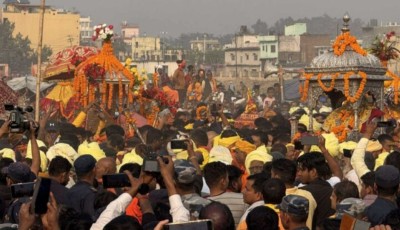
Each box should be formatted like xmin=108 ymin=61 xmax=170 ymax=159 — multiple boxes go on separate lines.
xmin=2 ymin=0 xmax=80 ymax=53
xmin=79 ymin=16 xmax=92 ymax=46
xmin=190 ymin=38 xmax=221 ymax=51
xmin=258 ymin=35 xmax=279 ymax=73
xmin=224 ymin=26 xmax=260 ymax=78
xmin=121 ymin=22 xmax=139 ymax=45
xmin=285 ymin=23 xmax=307 ymax=36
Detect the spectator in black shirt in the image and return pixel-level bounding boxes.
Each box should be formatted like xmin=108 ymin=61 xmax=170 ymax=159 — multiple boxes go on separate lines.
xmin=297 ymin=152 xmax=335 ymax=229
xmin=48 ymin=156 xmax=72 ymax=206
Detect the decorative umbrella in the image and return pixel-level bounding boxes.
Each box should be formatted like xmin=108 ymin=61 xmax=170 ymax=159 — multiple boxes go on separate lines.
xmin=0 ymin=81 xmax=18 ymax=114
xmin=44 ymin=46 xmax=99 ymax=81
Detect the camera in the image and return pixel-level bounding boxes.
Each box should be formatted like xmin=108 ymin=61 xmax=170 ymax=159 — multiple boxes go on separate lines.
xmin=4 ymin=104 xmax=33 ymax=133
xmin=377 ymin=119 xmax=397 ymax=128
xmin=143 ymin=152 xmax=169 ymax=172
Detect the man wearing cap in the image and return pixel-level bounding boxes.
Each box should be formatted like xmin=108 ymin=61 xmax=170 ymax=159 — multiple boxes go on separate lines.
xmin=173 ymin=159 xmax=210 ymax=220
xmin=364 ymin=165 xmax=399 ymax=227
xmin=278 ymin=195 xmax=310 ymax=230
xmin=68 ymin=155 xmax=98 ymax=220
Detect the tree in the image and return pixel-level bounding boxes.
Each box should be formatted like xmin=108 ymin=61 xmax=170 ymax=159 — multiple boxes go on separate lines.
xmin=251 ymin=19 xmax=268 ymax=35
xmin=0 ymin=20 xmax=52 ymax=75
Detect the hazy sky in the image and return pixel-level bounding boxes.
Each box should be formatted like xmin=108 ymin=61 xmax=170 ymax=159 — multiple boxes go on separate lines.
xmin=31 ymin=0 xmax=400 ymax=37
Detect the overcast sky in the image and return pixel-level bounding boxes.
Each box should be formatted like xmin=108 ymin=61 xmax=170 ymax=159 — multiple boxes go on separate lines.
xmin=31 ymin=0 xmax=400 ymax=37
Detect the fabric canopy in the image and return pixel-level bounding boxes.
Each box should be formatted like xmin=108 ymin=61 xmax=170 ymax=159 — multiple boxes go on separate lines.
xmin=7 ymin=76 xmax=54 ymax=93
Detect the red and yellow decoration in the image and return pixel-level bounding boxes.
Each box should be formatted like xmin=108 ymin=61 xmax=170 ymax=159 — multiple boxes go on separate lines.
xmin=333 ymin=32 xmax=367 ymax=56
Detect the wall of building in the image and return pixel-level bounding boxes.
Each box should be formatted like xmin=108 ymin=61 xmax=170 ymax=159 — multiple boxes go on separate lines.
xmin=300 ymin=34 xmax=331 ymax=65
xmin=285 ymin=23 xmax=307 ymax=36
xmin=3 ymin=10 xmax=80 ymax=53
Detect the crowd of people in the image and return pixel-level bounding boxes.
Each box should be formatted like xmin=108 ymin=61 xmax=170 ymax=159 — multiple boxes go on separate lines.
xmin=0 ymin=60 xmax=399 ymax=230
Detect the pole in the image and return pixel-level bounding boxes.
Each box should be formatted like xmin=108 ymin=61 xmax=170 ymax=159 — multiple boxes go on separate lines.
xmin=35 ymin=0 xmax=45 ymax=121
xmin=235 ymin=33 xmax=238 ymax=77
xmin=203 ymin=34 xmax=206 ymax=65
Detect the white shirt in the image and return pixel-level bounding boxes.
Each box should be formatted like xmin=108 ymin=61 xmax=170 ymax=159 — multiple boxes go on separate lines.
xmin=90 ymin=193 xmax=132 ymax=230
xmin=239 ymin=200 xmax=264 ymax=223
xmin=169 ymin=194 xmax=190 ymax=223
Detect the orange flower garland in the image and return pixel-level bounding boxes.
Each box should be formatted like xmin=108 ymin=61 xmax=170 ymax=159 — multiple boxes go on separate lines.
xmin=387 ymin=71 xmax=400 ymax=104
xmin=317 ymin=73 xmax=338 ymax=92
xmin=331 ymin=110 xmax=355 ymax=142
xmin=101 ymin=80 xmax=107 ymax=106
xmin=108 ymin=83 xmax=113 ymax=109
xmin=343 ymin=71 xmax=367 ymax=103
xmin=300 ymin=74 xmax=313 ymax=102
xmin=333 ymin=32 xmax=367 ymax=56
xmin=118 ymin=78 xmax=123 ymax=112
xmin=74 ymin=41 xmax=135 ymax=111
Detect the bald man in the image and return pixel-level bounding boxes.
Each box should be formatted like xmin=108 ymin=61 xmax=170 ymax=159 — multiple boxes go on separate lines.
xmin=95 ymin=157 xmax=117 ymax=184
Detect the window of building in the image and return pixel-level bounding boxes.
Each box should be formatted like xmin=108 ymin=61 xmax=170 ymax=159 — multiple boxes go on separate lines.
xmin=253 ymin=53 xmax=258 ymax=61
xmin=135 ymin=42 xmax=139 ymax=48
xmin=230 ymin=53 xmax=235 ymax=61
xmin=251 ymin=69 xmax=258 ymax=77
xmin=271 ymin=45 xmax=276 ymax=53
xmin=240 ymin=56 xmax=243 ymax=63
xmin=265 ymin=45 xmax=268 ymax=52
xmin=262 ymin=45 xmax=265 ymax=51
xmin=245 ymin=54 xmax=249 ymax=60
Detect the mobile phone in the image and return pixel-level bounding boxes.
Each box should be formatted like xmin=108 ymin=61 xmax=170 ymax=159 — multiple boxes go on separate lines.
xmin=294 ymin=140 xmax=304 ymax=151
xmin=102 ymin=174 xmax=131 ymax=188
xmin=170 ymin=140 xmax=187 ymax=150
xmin=164 ymin=219 xmax=213 ymax=230
xmin=11 ymin=182 xmax=35 ymax=198
xmin=30 ymin=177 xmax=52 ymax=214
xmin=343 ymin=149 xmax=352 ymax=158
xmin=301 ymin=136 xmax=319 ymax=145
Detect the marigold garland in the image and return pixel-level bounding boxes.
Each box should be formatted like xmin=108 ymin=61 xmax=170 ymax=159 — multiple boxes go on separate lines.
xmin=74 ymin=41 xmax=135 ymax=110
xmin=118 ymin=78 xmax=123 ymax=112
xmin=331 ymin=110 xmax=355 ymax=142
xmin=343 ymin=71 xmax=367 ymax=103
xmin=333 ymin=32 xmax=367 ymax=56
xmin=386 ymin=71 xmax=400 ymax=104
xmin=196 ymin=106 xmax=208 ymax=120
xmin=300 ymin=74 xmax=313 ymax=102
xmin=108 ymin=83 xmax=113 ymax=109
xmin=317 ymin=73 xmax=338 ymax=92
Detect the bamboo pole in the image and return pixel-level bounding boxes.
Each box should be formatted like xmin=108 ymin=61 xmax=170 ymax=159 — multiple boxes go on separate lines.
xmin=35 ymin=0 xmax=46 ymax=121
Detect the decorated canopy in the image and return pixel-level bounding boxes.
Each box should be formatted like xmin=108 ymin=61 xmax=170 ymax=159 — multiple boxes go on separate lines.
xmin=73 ymin=40 xmax=135 ymax=112
xmin=0 ymin=81 xmax=18 ymax=114
xmin=299 ymin=15 xmax=391 ymax=142
xmin=44 ymin=46 xmax=99 ymax=81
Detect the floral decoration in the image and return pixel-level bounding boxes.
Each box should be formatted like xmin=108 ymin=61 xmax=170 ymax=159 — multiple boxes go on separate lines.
xmin=343 ymin=71 xmax=367 ymax=103
xmin=368 ymin=31 xmax=399 ymax=61
xmin=333 ymin=32 xmax=367 ymax=56
xmin=92 ymin=24 xmax=114 ymax=42
xmin=317 ymin=73 xmax=338 ymax=92
xmin=83 ymin=63 xmax=106 ymax=85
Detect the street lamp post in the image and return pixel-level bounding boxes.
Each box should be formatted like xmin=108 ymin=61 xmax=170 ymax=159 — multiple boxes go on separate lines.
xmin=161 ymin=31 xmax=167 ymax=63
xmin=203 ymin=34 xmax=206 ymax=65
xmin=235 ymin=33 xmax=238 ymax=78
